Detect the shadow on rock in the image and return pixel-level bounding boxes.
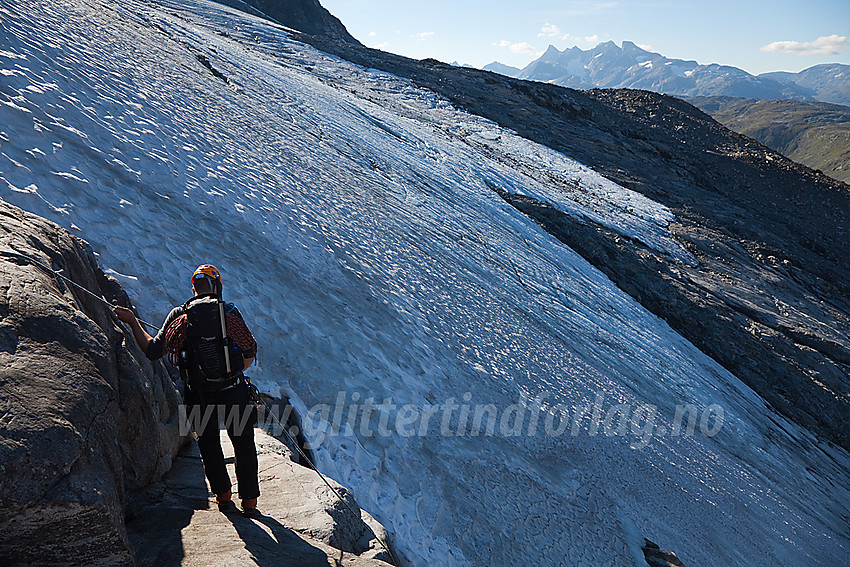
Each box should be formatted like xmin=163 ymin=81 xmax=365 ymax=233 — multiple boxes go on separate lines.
xmin=127 ymin=445 xmax=209 ymax=567
xmin=228 ymin=511 xmax=330 ymax=567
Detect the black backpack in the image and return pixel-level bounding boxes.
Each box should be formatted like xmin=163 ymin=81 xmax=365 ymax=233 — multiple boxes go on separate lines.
xmin=180 ymin=294 xmax=239 ymax=391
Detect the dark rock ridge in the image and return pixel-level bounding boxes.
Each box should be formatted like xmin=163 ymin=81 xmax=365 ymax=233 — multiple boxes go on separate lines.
xmin=278 ymin=33 xmax=850 ymax=450
xmin=219 ymin=0 xmax=358 ymax=44
xmin=0 ymin=198 xmax=185 ymax=565
xmin=687 ymin=96 xmax=850 ymax=184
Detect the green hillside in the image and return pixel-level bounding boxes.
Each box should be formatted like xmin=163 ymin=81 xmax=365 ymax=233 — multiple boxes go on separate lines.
xmin=689 ymin=97 xmax=850 ymax=184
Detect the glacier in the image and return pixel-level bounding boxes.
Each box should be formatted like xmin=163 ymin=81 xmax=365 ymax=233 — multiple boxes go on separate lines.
xmin=1 ymin=0 xmax=848 ymax=565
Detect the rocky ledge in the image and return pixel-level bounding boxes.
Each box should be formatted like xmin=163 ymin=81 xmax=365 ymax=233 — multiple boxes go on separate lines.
xmin=128 ymin=428 xmax=394 ymax=566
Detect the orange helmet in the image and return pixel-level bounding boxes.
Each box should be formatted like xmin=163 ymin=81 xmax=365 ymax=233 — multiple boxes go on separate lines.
xmin=191 ymin=264 xmax=222 ymax=287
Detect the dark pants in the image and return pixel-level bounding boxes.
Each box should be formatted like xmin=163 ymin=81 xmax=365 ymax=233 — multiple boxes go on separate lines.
xmin=184 ymin=380 xmax=260 ymax=500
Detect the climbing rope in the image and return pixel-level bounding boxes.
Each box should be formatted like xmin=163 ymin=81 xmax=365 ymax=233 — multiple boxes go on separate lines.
xmin=244 ymin=379 xmax=398 ymax=566
xmin=0 ymin=249 xmax=159 ymax=332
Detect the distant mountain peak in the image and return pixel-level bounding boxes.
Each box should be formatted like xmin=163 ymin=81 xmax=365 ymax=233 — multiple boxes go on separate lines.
xmin=482 ymin=61 xmax=522 ymax=77
xmin=760 ymin=63 xmax=850 ymax=106
xmin=515 ymin=40 xmax=831 ymax=102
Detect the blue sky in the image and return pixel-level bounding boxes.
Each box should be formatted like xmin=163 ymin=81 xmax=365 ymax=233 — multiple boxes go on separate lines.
xmin=320 ymin=0 xmax=850 ymax=74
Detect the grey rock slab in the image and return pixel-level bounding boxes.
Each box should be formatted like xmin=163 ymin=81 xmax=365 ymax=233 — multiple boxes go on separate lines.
xmin=128 ymin=428 xmax=392 ymax=566
xmin=0 ymin=198 xmax=184 ymax=566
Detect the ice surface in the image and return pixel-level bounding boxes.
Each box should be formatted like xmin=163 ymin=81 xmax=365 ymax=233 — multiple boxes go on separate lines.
xmin=1 ymin=0 xmax=848 ymax=565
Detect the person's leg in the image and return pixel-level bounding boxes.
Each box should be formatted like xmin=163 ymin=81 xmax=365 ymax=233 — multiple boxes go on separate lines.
xmin=225 ymin=383 xmax=260 ymax=503
xmin=229 ymin=424 xmax=259 ymax=500
xmin=191 ymin=391 xmax=232 ymax=498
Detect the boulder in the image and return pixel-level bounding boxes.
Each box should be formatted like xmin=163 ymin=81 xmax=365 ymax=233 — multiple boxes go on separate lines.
xmin=643 ymin=539 xmax=688 ymax=567
xmin=0 ymin=198 xmax=184 ymax=566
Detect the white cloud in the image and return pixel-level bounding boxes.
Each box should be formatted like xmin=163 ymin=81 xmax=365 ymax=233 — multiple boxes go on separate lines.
xmin=513 ymin=42 xmax=539 ymax=55
xmin=584 ymin=34 xmax=599 ymax=43
xmin=760 ymin=34 xmax=849 ymax=55
xmin=368 ymin=31 xmax=377 ymax=38
xmin=637 ymin=43 xmax=654 ymax=51
xmin=496 ymin=40 xmax=543 ymax=57
xmin=412 ymin=31 xmax=436 ymax=41
xmin=371 ymin=42 xmax=390 ymax=50
xmin=538 ymin=23 xmax=561 ymax=38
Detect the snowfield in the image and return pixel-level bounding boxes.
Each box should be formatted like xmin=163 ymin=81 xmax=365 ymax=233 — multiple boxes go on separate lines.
xmin=1 ymin=0 xmax=848 ymax=565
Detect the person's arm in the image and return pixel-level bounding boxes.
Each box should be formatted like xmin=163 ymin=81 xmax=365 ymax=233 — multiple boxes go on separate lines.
xmin=114 ymin=305 xmax=154 ymax=354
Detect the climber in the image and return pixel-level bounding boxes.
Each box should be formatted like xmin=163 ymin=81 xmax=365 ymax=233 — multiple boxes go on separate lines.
xmin=114 ymin=264 xmax=260 ymax=517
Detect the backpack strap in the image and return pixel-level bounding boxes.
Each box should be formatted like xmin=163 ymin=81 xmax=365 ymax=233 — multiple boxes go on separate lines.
xmin=218 ymin=297 xmax=232 ymax=376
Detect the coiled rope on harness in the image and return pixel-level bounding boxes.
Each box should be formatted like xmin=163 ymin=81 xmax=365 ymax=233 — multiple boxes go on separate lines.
xmin=165 ymin=315 xmax=188 ymax=366
xmin=165 ymin=309 xmax=255 ymax=367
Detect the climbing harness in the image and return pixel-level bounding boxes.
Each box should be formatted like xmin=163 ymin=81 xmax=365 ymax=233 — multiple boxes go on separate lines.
xmin=0 ymin=249 xmax=159 ymax=332
xmin=243 ymin=378 xmax=398 ymax=566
